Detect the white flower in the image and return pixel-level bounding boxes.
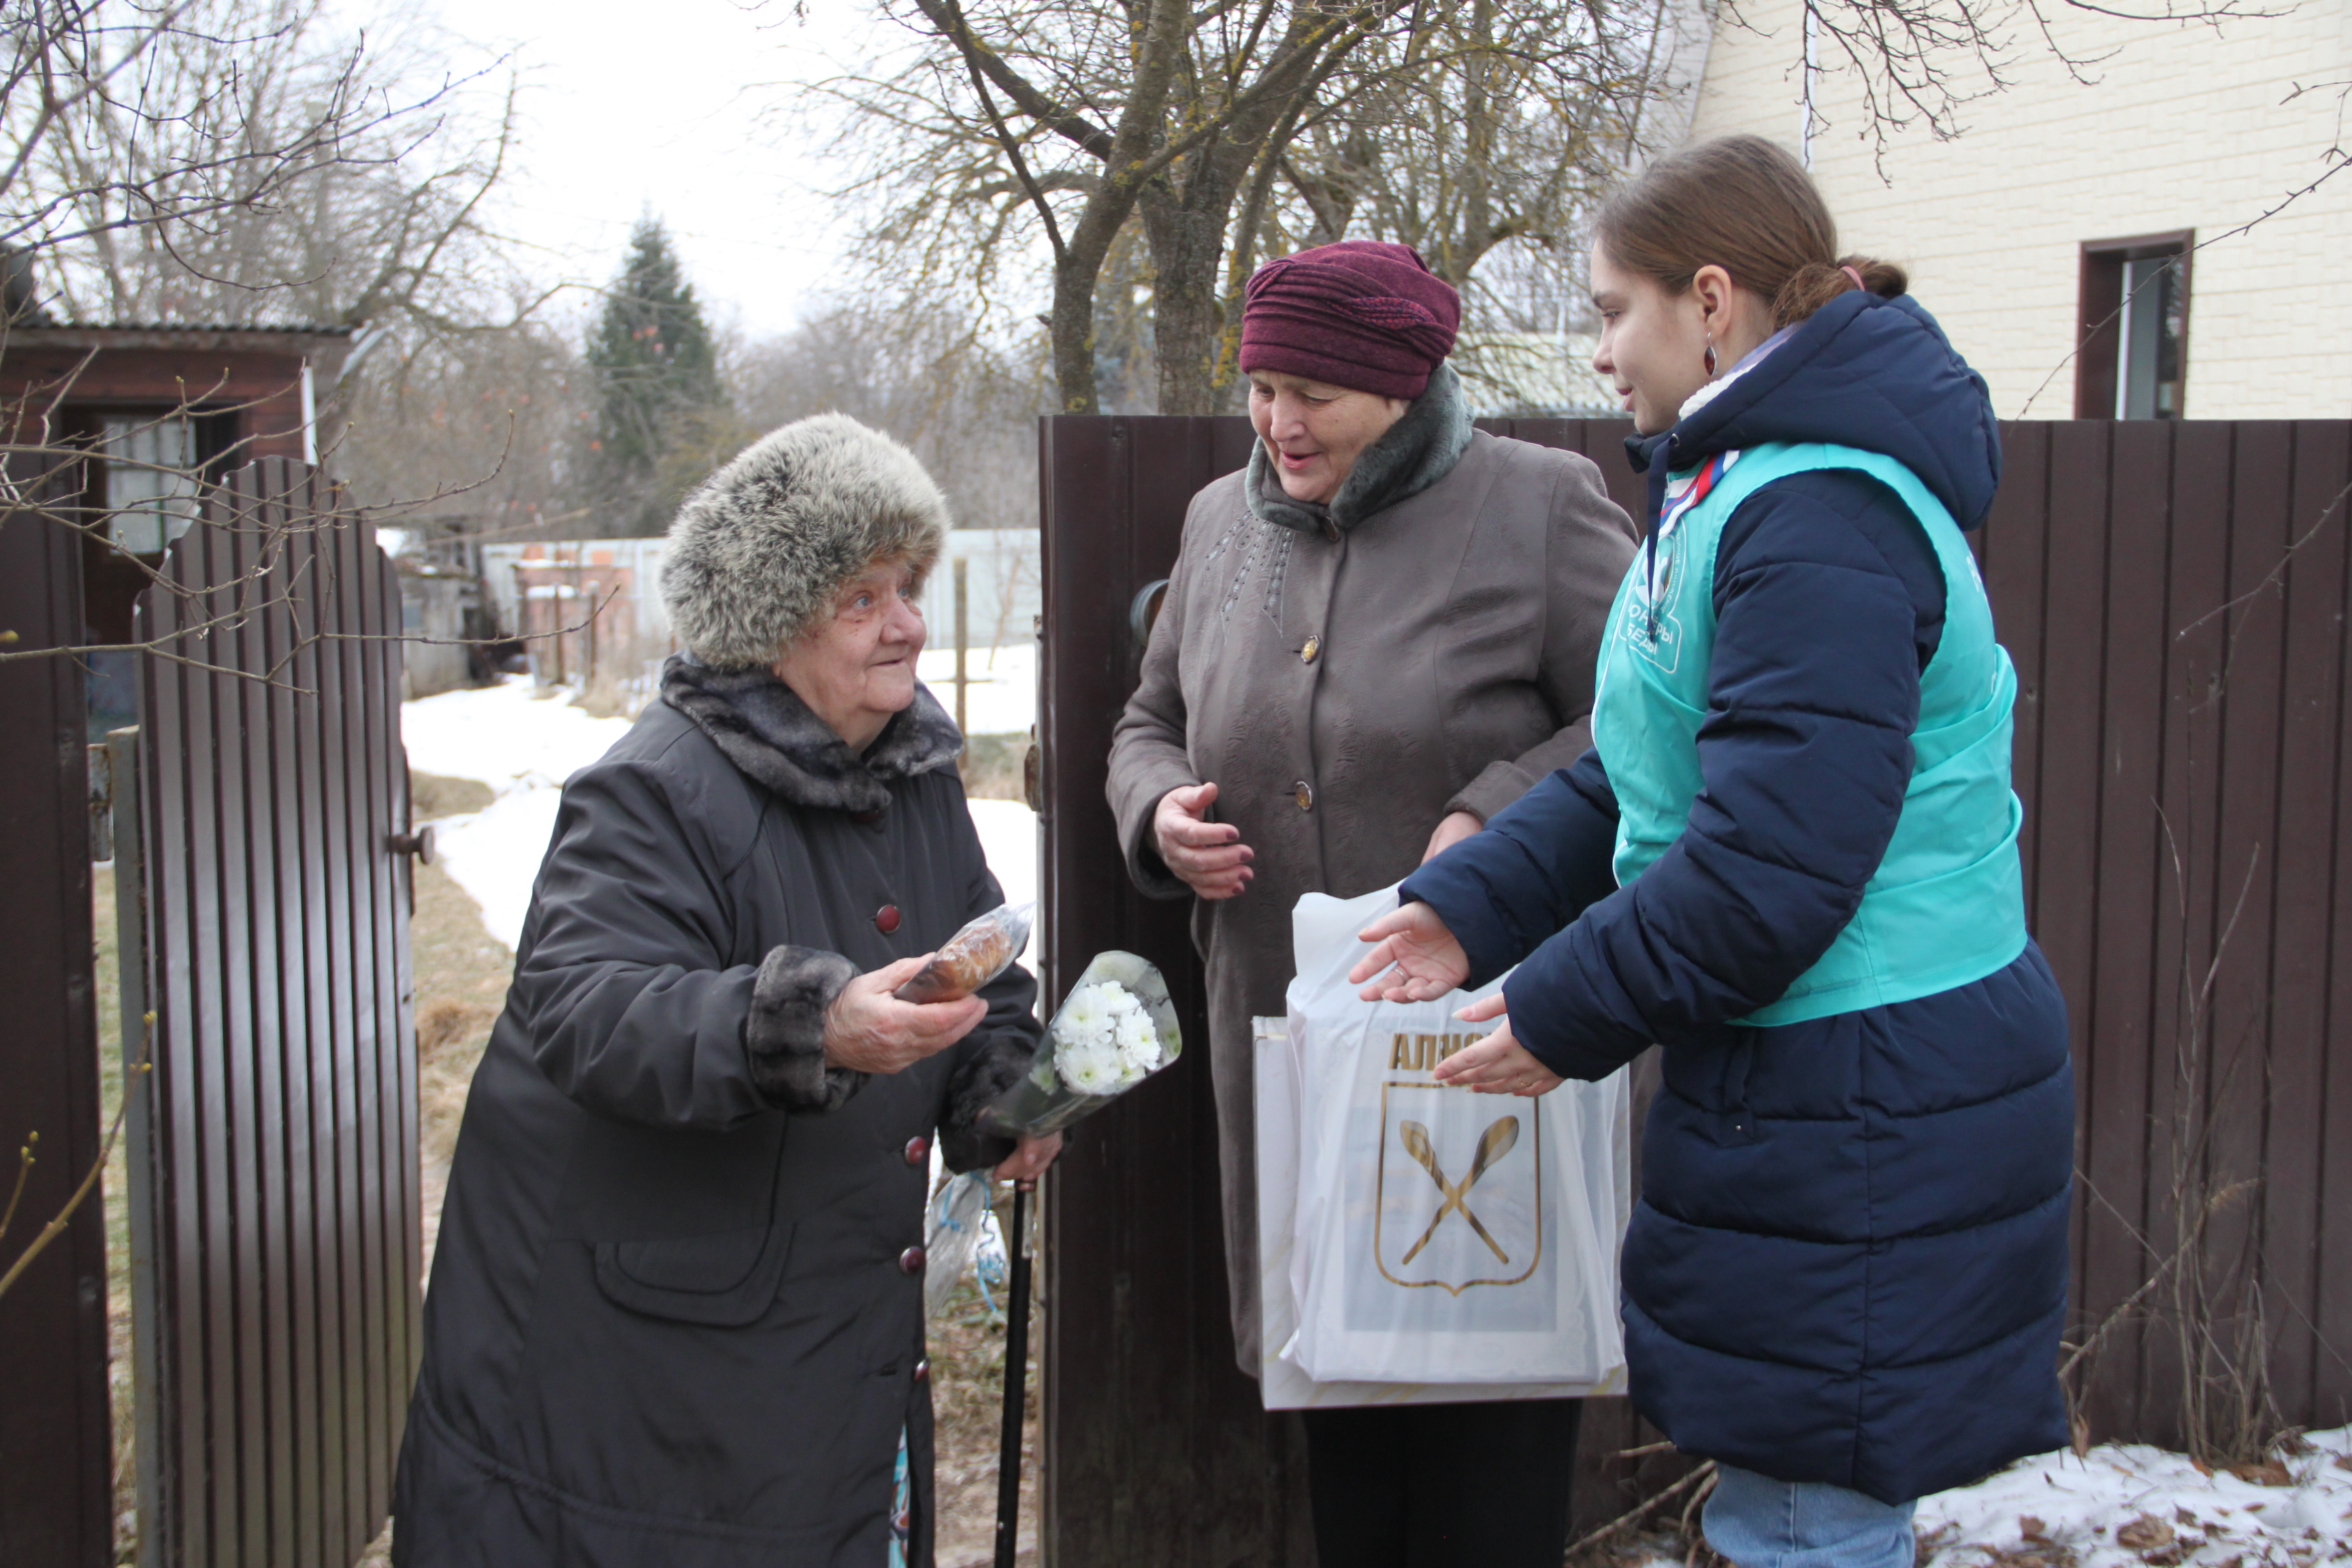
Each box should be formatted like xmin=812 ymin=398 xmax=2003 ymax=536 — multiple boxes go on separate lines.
xmin=1050 ymin=981 xmax=1163 ymax=1096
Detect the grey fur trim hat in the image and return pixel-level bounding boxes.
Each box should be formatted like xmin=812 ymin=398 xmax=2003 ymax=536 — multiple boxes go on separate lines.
xmin=659 ymin=413 xmax=950 ymax=671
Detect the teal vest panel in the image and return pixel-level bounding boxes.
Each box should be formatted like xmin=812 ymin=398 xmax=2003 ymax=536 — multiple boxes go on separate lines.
xmin=1591 ymin=442 xmax=2027 ymax=1027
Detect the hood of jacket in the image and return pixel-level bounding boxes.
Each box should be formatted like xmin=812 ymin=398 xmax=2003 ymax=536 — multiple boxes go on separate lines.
xmin=1246 ymin=359 xmax=1474 ymax=536
xmin=1625 ymin=290 xmax=2002 ymax=534
xmin=660 ymin=653 xmax=963 ymax=815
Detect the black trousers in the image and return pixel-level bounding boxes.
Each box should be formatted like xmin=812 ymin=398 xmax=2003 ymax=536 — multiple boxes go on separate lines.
xmin=1300 ymin=1397 xmax=1584 ymax=1568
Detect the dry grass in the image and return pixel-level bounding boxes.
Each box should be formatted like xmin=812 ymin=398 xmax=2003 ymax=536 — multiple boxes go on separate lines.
xmin=929 ymin=1260 xmax=1044 ymax=1567
xmin=407 ymin=860 xmax=512 ymax=1280
xmin=410 ymin=770 xmax=493 ymax=822
xmin=93 ymin=864 xmax=136 ymax=1563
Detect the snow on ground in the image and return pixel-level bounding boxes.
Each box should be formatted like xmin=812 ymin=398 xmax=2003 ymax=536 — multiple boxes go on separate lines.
xmin=1610 ymin=1432 xmax=2352 ymax=1568
xmin=1914 ymin=1428 xmax=2352 ymax=1568
xmin=402 ymin=674 xmax=638 ymax=793
xmin=404 ymin=672 xmax=1041 ymax=956
xmin=402 ymin=678 xmax=637 ymax=948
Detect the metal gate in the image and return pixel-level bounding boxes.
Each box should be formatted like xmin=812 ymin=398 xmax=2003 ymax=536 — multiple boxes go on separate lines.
xmin=121 ymin=457 xmax=422 ymax=1566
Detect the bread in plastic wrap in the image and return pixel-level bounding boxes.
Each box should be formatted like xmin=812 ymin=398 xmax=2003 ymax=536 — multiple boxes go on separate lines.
xmin=894 ymin=900 xmax=1034 ymax=1004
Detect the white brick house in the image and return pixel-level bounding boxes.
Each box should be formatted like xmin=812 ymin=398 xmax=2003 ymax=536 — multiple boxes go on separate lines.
xmin=1680 ymin=0 xmax=2351 ymax=419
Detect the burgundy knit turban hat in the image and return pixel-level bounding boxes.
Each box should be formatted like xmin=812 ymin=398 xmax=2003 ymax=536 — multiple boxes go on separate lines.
xmin=1238 ymin=240 xmax=1462 ymax=401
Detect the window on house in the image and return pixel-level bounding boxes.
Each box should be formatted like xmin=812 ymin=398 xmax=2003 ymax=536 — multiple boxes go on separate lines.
xmin=2076 ymin=233 xmax=2191 ymax=419
xmin=99 ymin=412 xmax=202 ymax=555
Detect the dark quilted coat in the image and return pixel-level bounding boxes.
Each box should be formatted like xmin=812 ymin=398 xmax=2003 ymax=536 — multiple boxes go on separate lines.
xmin=1403 ymin=290 xmax=2074 ymax=1501
xmin=393 ymin=676 xmax=1039 ymax=1567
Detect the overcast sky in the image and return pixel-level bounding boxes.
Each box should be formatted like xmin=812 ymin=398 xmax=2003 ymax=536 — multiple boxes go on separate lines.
xmin=423 ymin=0 xmax=888 ymax=340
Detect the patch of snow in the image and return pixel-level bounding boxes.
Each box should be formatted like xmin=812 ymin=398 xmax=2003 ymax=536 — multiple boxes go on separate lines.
xmin=402 ymin=678 xmax=638 ymax=950
xmin=403 ymin=675 xmax=636 ymax=795
xmin=1600 ymin=1431 xmax=2352 ymax=1568
xmin=1916 ymin=1428 xmax=2352 ymax=1568
xmin=429 ymin=789 xmax=563 ymax=951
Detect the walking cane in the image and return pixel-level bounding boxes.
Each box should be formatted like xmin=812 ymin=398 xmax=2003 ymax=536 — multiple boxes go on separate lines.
xmin=993 ymin=1177 xmax=1036 ymax=1568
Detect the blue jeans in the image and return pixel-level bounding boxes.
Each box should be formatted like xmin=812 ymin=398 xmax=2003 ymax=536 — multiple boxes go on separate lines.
xmin=1702 ymin=1464 xmax=1918 ymax=1568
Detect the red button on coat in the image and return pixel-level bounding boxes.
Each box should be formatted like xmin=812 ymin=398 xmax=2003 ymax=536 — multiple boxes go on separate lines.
xmin=904 ymin=1136 xmax=930 ymax=1166
xmin=913 ymin=1358 xmax=930 ymax=1384
xmin=898 ymin=1245 xmax=926 ymax=1275
xmin=875 ymin=904 xmax=902 ymax=934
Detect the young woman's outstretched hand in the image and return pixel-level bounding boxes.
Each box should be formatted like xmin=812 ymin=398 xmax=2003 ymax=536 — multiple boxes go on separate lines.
xmin=1350 ymin=902 xmax=1471 ymax=1001
xmin=1433 ymin=994 xmax=1564 ymax=1098
xmin=1352 ymin=905 xmax=1565 ymax=1096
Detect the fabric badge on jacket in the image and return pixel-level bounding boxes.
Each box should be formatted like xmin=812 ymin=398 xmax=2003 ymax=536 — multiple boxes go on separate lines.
xmin=1623 ymin=448 xmax=1741 ymax=676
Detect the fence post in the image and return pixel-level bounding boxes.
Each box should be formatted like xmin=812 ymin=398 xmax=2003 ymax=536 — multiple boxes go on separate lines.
xmin=954 ymin=555 xmax=969 ymax=740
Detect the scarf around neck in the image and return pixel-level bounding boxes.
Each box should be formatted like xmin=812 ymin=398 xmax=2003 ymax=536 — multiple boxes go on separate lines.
xmin=660 ymin=654 xmax=964 ymax=815
xmin=1245 ymin=360 xmax=1473 ymax=536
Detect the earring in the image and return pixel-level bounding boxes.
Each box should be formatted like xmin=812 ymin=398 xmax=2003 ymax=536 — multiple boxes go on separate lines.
xmin=1703 ymin=335 xmax=1720 ymax=376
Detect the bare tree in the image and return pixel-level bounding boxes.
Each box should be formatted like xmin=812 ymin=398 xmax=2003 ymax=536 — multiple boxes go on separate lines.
xmin=1776 ymin=0 xmax=2266 ymax=161
xmin=333 ymin=304 xmax=593 ymax=540
xmin=4 ymin=0 xmax=500 ymax=313
xmin=0 ymin=0 xmax=547 ymax=672
xmin=821 ymin=0 xmax=1664 ymax=415
xmin=698 ymin=294 xmax=1052 ymax=534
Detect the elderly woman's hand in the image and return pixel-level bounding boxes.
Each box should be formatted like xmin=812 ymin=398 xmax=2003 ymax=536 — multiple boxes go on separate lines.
xmin=1349 ymin=901 xmax=1472 ymax=1001
xmin=1154 ymin=781 xmax=1254 ymax=900
xmin=1422 ymin=809 xmax=1483 ymax=862
xmin=994 ymin=1132 xmax=1063 ymax=1183
xmin=823 ymin=956 xmax=990 ymax=1075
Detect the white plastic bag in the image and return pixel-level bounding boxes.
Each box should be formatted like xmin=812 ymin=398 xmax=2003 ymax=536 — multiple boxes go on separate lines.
xmin=1259 ymin=885 xmax=1630 ymax=1401
xmin=924 ymin=1171 xmax=996 ymax=1320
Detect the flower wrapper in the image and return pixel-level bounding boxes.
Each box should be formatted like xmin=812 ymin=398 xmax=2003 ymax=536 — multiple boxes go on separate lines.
xmin=987 ymin=950 xmax=1183 ymax=1138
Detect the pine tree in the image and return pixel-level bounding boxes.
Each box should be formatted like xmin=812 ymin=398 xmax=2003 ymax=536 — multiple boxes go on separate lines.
xmin=585 ymin=216 xmax=724 ymax=534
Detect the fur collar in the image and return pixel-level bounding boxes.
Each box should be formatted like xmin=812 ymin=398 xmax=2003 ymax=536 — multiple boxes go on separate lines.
xmin=660 ymin=655 xmax=963 ymax=815
xmin=1245 ymin=361 xmax=1473 ymax=536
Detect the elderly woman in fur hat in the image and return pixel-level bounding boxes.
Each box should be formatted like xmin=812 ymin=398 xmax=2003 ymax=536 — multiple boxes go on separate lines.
xmin=392 ymin=414 xmax=1058 ymax=1568
xmin=1107 ymin=242 xmax=1640 ymax=1566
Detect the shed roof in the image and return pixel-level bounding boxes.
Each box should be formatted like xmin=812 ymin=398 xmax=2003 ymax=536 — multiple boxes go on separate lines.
xmin=4 ymin=323 xmax=355 ymax=355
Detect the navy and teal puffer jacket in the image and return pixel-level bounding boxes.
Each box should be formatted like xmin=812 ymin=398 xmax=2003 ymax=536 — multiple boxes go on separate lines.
xmin=1403 ymin=288 xmax=2074 ymax=1502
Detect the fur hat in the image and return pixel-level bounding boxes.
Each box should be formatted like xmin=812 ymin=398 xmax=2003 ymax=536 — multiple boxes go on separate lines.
xmin=660 ymin=413 xmax=950 ymax=671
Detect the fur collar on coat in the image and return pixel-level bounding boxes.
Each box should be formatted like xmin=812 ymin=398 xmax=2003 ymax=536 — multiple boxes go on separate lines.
xmin=1245 ymin=360 xmax=1473 ymax=536
xmin=660 ymin=654 xmax=963 ymax=815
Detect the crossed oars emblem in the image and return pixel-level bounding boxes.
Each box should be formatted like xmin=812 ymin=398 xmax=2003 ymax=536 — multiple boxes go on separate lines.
xmin=1397 ymin=1117 xmax=1520 ymax=1267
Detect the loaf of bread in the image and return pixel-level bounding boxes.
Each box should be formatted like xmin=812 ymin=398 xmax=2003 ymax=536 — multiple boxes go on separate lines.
xmin=894 ymin=901 xmax=1035 ymax=1004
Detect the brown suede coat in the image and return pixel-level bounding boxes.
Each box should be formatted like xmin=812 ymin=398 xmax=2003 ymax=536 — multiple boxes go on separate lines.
xmin=1106 ymin=416 xmax=1639 ymax=1371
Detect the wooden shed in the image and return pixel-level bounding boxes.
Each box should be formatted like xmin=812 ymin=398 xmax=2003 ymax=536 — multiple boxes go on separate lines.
xmin=0 ymin=322 xmax=354 ymax=732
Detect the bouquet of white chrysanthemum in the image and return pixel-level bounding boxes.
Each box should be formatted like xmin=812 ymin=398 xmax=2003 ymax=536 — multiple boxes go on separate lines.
xmin=987 ymin=950 xmax=1183 ymax=1137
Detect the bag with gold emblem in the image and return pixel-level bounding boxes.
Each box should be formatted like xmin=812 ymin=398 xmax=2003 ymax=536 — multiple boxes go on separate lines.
xmin=1264 ymin=885 xmax=1631 ymax=1392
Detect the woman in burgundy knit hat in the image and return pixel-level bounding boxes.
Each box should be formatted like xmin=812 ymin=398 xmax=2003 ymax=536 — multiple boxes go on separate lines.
xmin=1107 ymin=240 xmax=1640 ymax=1565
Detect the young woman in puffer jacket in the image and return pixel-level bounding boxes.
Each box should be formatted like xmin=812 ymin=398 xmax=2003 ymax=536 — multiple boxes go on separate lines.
xmin=1350 ymin=134 xmax=2074 ymax=1568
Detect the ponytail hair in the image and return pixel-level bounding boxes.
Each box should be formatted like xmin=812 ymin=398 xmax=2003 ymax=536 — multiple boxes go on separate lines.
xmin=1595 ymin=135 xmax=1907 ymax=329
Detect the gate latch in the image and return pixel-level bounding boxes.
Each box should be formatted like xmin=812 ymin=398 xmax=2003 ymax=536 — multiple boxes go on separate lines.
xmin=386 ymin=823 xmax=436 ymax=866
